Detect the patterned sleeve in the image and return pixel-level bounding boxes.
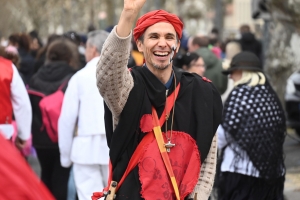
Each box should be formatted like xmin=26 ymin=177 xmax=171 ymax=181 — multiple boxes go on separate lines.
xmin=188 ymin=134 xmax=218 ymax=200
xmin=96 ymin=26 xmax=134 ymax=119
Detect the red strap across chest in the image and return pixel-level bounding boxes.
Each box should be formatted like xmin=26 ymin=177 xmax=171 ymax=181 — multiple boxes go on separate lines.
xmin=118 ymin=84 xmax=181 ymax=188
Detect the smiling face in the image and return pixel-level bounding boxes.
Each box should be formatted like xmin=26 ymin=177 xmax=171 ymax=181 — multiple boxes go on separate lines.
xmin=136 ymin=22 xmax=180 ymax=71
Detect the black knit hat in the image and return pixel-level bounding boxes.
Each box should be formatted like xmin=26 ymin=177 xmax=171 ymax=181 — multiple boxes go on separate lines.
xmin=222 ymin=51 xmax=262 ymax=75
xmin=174 ymin=52 xmax=200 ymax=69
xmin=182 ymin=52 xmax=200 ymax=66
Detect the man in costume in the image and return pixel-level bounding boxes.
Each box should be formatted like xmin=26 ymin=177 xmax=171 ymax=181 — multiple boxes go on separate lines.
xmin=95 ymin=0 xmax=223 ymax=199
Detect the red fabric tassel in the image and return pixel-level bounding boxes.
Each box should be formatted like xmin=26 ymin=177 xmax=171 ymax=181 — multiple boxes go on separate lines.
xmin=91 ymin=191 xmax=105 ymax=200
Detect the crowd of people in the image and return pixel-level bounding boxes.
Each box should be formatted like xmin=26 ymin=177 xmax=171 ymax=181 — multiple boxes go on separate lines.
xmin=0 ymin=0 xmax=286 ymax=199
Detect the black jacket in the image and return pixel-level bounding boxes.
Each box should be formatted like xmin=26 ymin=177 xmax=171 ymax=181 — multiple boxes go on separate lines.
xmin=28 ymin=61 xmax=75 ymax=148
xmin=18 ymin=48 xmax=35 ymax=84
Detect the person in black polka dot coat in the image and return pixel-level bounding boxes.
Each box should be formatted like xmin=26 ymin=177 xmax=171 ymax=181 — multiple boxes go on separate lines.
xmin=217 ymin=52 xmax=286 ymax=200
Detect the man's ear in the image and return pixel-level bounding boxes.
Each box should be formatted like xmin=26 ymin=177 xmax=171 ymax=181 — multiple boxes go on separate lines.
xmin=136 ymin=40 xmax=143 ymax=53
xmin=93 ymin=46 xmax=99 ymax=56
xmin=182 ymin=65 xmax=188 ymax=71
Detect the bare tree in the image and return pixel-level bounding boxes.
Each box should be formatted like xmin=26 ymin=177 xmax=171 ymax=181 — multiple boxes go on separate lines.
xmin=264 ymin=0 xmax=300 ymax=104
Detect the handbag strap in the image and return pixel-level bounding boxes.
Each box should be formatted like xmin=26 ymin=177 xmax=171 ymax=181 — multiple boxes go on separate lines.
xmin=58 ymin=78 xmax=70 ymax=91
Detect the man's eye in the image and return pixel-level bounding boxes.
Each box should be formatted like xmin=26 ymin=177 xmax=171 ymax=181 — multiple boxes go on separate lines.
xmin=150 ymin=35 xmax=158 ymax=38
xmin=166 ymin=36 xmax=175 ymax=40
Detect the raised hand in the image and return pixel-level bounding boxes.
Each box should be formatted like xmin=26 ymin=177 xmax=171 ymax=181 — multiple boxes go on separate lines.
xmin=116 ymin=0 xmax=146 ymax=37
xmin=123 ymin=0 xmax=147 ymax=14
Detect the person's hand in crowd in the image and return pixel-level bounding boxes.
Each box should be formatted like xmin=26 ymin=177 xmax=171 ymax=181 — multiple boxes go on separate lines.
xmin=15 ymin=136 xmax=26 ymax=149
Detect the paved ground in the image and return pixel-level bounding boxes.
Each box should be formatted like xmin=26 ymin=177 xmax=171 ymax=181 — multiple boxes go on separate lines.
xmin=28 ymin=129 xmax=300 ymax=199
xmin=28 ymin=153 xmax=40 ymax=177
xmin=283 ymin=129 xmax=300 ymax=200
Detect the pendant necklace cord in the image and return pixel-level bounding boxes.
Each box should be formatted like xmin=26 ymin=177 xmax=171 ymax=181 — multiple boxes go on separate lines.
xmin=165 ymin=70 xmax=176 ymax=142
xmin=170 ymin=71 xmax=176 ymax=140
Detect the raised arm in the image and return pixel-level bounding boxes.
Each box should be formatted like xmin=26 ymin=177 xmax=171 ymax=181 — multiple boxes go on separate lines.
xmin=96 ymin=0 xmax=146 ymax=118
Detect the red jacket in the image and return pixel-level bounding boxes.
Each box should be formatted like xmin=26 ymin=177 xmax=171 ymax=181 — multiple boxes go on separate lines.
xmin=0 ymin=57 xmax=13 ymax=124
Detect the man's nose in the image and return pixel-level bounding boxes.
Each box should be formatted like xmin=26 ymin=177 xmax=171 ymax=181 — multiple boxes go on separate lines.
xmin=157 ymin=37 xmax=168 ymax=48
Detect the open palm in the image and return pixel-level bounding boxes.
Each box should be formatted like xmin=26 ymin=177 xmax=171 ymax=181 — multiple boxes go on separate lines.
xmin=124 ymin=0 xmax=146 ymax=12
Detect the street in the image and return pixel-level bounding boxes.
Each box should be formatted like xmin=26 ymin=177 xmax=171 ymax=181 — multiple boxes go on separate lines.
xmin=283 ymin=129 xmax=300 ymax=200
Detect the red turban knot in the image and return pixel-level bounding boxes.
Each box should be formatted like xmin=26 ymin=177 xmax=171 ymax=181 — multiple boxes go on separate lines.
xmin=133 ymin=10 xmax=183 ymax=42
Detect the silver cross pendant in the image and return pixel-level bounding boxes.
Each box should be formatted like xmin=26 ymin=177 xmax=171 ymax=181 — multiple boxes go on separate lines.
xmin=164 ymin=140 xmax=175 ymax=152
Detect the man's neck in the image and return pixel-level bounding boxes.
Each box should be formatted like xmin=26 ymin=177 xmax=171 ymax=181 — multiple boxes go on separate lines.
xmin=146 ymin=64 xmax=173 ymax=84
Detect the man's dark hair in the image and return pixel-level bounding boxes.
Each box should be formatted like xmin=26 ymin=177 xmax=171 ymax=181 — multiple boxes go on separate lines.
xmin=29 ymin=30 xmax=43 ymax=47
xmin=29 ymin=30 xmax=38 ymax=38
xmin=87 ymin=24 xmax=96 ymax=33
xmin=192 ymin=36 xmax=209 ymax=48
xmin=211 ymin=27 xmax=219 ymax=35
xmin=8 ymin=34 xmax=19 ymax=46
xmin=240 ymin=24 xmax=251 ymax=33
xmin=63 ymin=31 xmax=81 ymax=46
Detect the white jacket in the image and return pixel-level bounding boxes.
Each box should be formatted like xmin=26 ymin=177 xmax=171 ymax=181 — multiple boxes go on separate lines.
xmin=58 ymin=57 xmax=109 ymax=167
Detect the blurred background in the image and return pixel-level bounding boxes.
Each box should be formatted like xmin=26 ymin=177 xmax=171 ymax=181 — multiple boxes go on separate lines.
xmin=1 ymin=0 xmax=300 ymax=102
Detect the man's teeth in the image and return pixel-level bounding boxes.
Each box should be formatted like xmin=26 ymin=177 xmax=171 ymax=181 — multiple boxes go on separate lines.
xmin=154 ymin=52 xmax=169 ymax=56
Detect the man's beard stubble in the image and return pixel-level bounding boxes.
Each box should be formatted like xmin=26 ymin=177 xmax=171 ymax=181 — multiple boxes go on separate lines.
xmin=153 ymin=63 xmax=169 ymax=70
xmin=146 ymin=51 xmax=172 ymax=70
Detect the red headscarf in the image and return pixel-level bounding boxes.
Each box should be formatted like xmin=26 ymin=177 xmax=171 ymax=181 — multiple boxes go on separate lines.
xmin=133 ymin=10 xmax=183 ymax=42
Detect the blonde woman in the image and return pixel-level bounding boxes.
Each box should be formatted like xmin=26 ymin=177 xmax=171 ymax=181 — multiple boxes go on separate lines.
xmin=217 ymin=52 xmax=286 ymax=200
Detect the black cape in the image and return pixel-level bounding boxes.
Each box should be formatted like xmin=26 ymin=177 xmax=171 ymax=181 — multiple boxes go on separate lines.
xmin=104 ymin=66 xmax=222 ymax=199
xmin=221 ymin=81 xmax=286 ymax=180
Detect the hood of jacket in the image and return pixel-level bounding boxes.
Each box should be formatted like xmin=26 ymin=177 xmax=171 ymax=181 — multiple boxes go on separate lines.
xmin=240 ymin=32 xmax=256 ymax=43
xmin=29 ymin=61 xmax=75 ymax=95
